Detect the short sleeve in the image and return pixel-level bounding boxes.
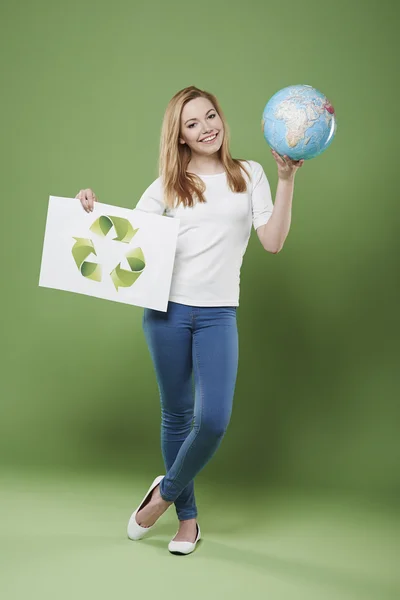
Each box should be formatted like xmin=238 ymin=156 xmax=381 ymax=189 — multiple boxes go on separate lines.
xmin=249 ymin=160 xmax=274 ymax=231
xmin=134 ymin=177 xmax=165 ymax=215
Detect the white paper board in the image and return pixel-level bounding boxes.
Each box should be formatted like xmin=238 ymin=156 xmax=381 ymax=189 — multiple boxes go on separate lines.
xmin=38 ymin=196 xmax=179 ymax=312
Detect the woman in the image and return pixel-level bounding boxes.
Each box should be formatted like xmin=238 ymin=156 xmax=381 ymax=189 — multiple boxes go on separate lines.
xmin=76 ymin=85 xmax=304 ymax=555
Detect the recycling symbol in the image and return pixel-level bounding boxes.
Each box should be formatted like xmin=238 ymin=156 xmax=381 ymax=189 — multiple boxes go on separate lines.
xmin=71 ymin=215 xmax=146 ymax=291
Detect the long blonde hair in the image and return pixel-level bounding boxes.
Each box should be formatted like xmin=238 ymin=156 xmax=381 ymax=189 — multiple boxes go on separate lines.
xmin=159 ymin=86 xmax=250 ymax=209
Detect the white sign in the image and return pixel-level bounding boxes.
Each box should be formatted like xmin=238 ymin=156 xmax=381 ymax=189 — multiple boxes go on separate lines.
xmin=38 ymin=196 xmax=179 ymax=312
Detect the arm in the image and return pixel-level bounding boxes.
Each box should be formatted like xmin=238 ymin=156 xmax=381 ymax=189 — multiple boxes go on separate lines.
xmin=257 ymin=177 xmax=295 ymax=254
xmin=257 ymin=150 xmax=304 ymax=253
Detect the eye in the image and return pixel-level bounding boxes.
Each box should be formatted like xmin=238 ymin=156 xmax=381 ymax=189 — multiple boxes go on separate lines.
xmin=187 ymin=113 xmax=216 ymax=128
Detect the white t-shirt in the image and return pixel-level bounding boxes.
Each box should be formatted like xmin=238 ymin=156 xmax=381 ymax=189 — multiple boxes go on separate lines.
xmin=134 ymin=159 xmax=274 ymax=307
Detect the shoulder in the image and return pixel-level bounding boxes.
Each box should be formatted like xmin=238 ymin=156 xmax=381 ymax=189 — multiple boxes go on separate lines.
xmin=238 ymin=159 xmax=264 ymax=186
xmin=142 ymin=176 xmax=163 ymax=194
xmin=239 ymin=159 xmax=263 ymax=175
xmin=135 ymin=176 xmax=165 ymax=214
xmin=139 ymin=175 xmax=166 ymax=200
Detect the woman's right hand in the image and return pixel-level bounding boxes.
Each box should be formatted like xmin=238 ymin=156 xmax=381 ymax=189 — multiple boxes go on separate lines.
xmin=75 ymin=188 xmax=97 ymax=213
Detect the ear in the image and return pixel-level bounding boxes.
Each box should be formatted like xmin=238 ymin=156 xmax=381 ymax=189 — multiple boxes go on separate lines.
xmin=179 ymin=138 xmax=185 ymax=144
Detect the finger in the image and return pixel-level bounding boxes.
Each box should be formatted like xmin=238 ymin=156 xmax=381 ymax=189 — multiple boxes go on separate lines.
xmin=90 ymin=192 xmax=97 ymax=209
xmin=85 ymin=189 xmax=95 ymax=211
xmin=293 ymin=159 xmax=304 ymax=167
xmin=76 ymin=190 xmax=86 ymax=212
xmin=271 ymin=149 xmax=286 ymax=164
xmin=77 ymin=190 xmax=90 ymax=212
xmin=85 ymin=189 xmax=93 ymax=211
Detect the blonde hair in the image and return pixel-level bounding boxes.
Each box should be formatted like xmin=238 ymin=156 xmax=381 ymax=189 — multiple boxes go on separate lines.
xmin=158 ymin=85 xmax=250 ymax=209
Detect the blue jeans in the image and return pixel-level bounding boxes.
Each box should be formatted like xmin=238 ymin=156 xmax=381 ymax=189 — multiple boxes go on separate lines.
xmin=142 ymin=301 xmax=239 ymax=521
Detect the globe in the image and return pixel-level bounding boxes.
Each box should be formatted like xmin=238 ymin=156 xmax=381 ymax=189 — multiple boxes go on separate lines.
xmin=261 ymin=84 xmax=337 ymax=160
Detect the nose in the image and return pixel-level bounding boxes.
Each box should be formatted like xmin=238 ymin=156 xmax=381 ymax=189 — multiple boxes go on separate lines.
xmin=199 ymin=123 xmax=216 ymax=139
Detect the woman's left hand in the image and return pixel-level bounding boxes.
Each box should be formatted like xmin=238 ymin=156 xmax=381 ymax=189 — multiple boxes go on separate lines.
xmin=271 ymin=148 xmax=304 ymax=181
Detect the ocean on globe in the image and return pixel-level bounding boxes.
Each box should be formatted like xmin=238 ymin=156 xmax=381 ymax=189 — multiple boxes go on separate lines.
xmin=261 ymin=84 xmax=337 ymax=161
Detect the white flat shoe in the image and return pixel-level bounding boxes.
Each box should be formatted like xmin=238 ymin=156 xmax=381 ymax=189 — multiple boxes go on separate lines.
xmin=168 ymin=522 xmax=201 ymax=555
xmin=127 ymin=475 xmax=167 ymax=541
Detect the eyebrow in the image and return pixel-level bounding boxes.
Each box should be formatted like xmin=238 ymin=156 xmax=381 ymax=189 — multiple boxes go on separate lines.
xmin=184 ymin=108 xmax=215 ymax=125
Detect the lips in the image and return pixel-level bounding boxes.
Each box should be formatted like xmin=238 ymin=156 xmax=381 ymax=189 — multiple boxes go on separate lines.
xmin=199 ymin=132 xmax=219 ymax=143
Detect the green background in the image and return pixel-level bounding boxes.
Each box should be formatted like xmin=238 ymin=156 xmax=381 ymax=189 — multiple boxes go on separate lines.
xmin=1 ymin=0 xmax=399 ymax=598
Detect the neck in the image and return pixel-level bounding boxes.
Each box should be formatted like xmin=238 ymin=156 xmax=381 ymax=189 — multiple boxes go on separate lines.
xmin=187 ymin=153 xmax=224 ymax=175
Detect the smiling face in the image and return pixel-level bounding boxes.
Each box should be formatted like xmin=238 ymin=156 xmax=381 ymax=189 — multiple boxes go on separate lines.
xmin=179 ymin=96 xmax=224 ymax=157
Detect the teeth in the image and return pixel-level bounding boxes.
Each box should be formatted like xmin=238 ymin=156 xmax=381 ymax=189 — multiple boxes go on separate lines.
xmin=201 ymin=134 xmax=217 ymax=142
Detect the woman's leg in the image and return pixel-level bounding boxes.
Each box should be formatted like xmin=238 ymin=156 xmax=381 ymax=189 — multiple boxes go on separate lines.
xmin=142 ymin=301 xmax=197 ymax=521
xmin=159 ymin=305 xmax=239 ymax=502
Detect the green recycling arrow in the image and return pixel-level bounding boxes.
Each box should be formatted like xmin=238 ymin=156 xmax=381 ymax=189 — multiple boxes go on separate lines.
xmin=90 ymin=215 xmax=139 ymax=243
xmin=71 ymin=237 xmax=102 ymax=282
xmin=71 ymin=215 xmax=146 ymax=290
xmin=110 ymin=247 xmax=145 ymax=290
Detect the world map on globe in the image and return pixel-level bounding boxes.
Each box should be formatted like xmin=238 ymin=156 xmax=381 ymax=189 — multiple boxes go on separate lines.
xmin=261 ymin=84 xmax=337 ymax=161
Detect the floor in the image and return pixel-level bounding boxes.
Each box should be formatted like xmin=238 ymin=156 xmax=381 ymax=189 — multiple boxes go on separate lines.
xmin=0 ymin=468 xmax=398 ymax=600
